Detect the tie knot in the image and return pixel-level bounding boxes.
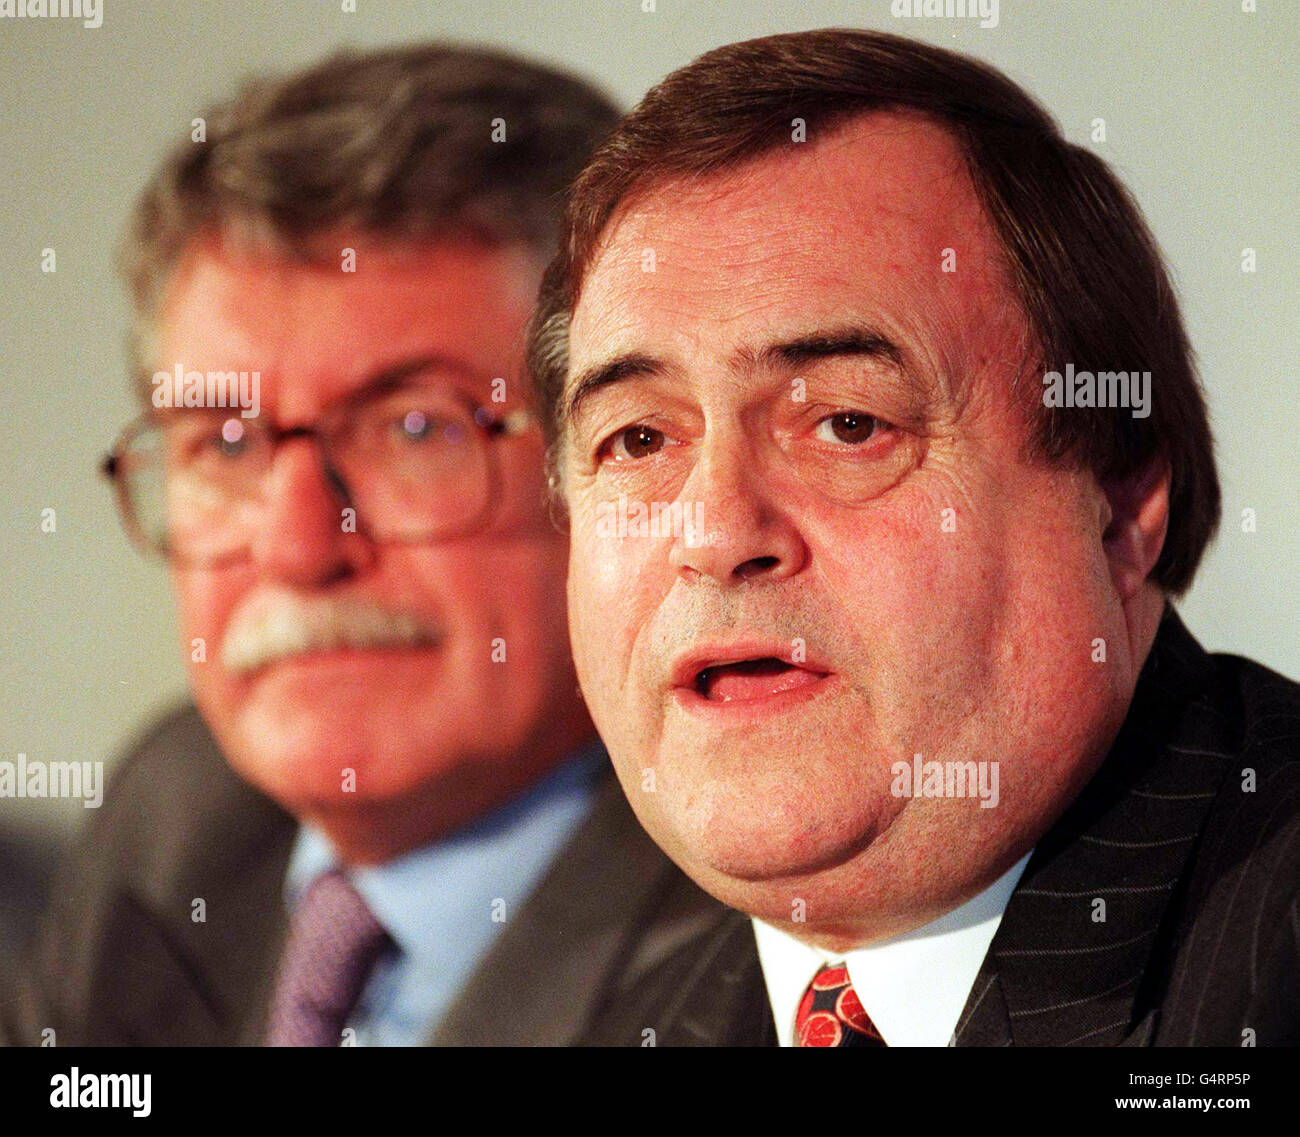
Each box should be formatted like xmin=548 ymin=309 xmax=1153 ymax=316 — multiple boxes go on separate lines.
xmin=264 ymin=869 xmax=392 ymax=1047
xmin=795 ymin=963 xmax=886 ymax=1047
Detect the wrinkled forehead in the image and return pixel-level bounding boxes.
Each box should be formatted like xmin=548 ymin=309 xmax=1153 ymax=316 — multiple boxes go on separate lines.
xmin=565 ymin=110 xmax=1025 ymax=419
xmin=154 ymin=232 xmax=545 ymax=418
xmin=597 ymin=111 xmax=976 ymax=245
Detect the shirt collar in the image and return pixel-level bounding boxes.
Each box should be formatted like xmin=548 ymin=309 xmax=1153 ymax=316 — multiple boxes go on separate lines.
xmin=752 ymin=850 xmax=1031 ymax=1046
xmin=284 ymin=739 xmax=608 ymax=962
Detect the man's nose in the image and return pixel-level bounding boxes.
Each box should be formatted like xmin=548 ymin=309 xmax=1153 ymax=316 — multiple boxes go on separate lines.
xmin=250 ymin=438 xmax=375 ymax=585
xmin=668 ymin=432 xmax=807 ymax=585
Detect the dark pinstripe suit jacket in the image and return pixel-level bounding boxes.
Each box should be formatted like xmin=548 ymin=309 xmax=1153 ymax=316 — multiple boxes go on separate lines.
xmin=578 ymin=607 xmax=1300 ymax=1047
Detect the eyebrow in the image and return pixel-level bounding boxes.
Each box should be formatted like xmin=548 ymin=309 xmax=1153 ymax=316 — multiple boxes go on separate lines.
xmin=563 ymin=324 xmax=908 ymax=425
xmin=323 ymin=354 xmax=491 ymax=418
xmin=564 ymin=353 xmax=666 ymax=426
xmin=743 ymin=326 xmax=905 ymax=372
xmin=147 ymin=354 xmax=486 ymax=420
xmin=354 ymin=355 xmax=482 ymax=396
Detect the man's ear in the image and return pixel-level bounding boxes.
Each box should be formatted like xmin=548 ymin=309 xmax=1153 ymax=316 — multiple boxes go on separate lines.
xmin=1100 ymin=456 xmax=1170 ymax=602
xmin=545 ymin=469 xmax=571 ymax=536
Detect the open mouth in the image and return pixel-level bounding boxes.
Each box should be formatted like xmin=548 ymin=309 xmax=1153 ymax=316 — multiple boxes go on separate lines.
xmin=692 ymin=657 xmax=828 ymax=704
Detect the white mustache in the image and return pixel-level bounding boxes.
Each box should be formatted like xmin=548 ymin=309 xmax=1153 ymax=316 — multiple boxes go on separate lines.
xmin=221 ymin=589 xmax=443 ymax=676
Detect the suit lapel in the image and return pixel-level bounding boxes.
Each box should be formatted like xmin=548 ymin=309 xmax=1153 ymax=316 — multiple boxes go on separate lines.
xmin=655 ymin=911 xmax=776 ymax=1046
xmin=429 ymin=766 xmax=699 ymax=1045
xmin=964 ymin=608 xmax=1237 ymax=1046
xmin=88 ymin=891 xmax=231 ymax=1044
xmin=951 ymin=963 xmax=1013 ymax=1045
xmin=579 ymin=899 xmax=775 ymax=1046
xmin=94 ymin=799 xmax=294 ymax=1046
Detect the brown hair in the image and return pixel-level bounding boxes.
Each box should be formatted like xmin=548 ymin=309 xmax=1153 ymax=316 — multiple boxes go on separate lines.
xmin=121 ymin=42 xmax=620 ymax=385
xmin=528 ymin=28 xmax=1219 ymax=594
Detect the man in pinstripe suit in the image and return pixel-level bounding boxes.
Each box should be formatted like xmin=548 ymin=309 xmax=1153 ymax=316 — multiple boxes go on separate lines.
xmin=528 ymin=29 xmax=1300 ymax=1046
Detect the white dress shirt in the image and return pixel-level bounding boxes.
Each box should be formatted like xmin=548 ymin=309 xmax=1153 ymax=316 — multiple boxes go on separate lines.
xmin=752 ymin=851 xmax=1032 ymax=1046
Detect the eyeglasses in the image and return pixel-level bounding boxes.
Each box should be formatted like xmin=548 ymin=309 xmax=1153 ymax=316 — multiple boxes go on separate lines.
xmin=101 ymin=383 xmax=534 ymax=564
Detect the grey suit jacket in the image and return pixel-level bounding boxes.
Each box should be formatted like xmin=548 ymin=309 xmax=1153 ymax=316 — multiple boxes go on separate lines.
xmin=0 ymin=711 xmax=728 ymax=1046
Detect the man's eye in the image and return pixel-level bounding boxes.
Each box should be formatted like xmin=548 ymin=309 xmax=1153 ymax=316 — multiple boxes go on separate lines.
xmin=173 ymin=418 xmax=252 ymax=462
xmin=392 ymin=411 xmax=460 ymax=446
xmin=214 ymin=419 xmax=249 ymax=457
xmin=603 ymin=424 xmax=667 ymax=461
xmin=814 ymin=412 xmax=883 ymax=445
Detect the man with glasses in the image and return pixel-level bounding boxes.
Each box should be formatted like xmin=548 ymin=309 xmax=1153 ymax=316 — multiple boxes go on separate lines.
xmin=3 ymin=43 xmax=722 ymax=1047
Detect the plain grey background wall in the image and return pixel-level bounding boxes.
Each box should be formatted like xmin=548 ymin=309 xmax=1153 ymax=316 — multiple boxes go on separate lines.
xmin=0 ymin=0 xmax=1295 ymax=937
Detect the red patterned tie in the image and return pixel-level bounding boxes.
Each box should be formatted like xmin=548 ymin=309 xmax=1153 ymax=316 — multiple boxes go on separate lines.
xmin=795 ymin=963 xmax=887 ymax=1047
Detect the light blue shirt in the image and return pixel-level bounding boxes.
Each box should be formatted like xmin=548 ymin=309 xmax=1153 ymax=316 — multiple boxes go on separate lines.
xmin=282 ymin=741 xmax=606 ymax=1046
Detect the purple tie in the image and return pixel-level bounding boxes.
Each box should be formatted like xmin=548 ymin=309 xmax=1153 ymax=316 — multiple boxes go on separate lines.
xmin=264 ymin=869 xmax=391 ymax=1047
